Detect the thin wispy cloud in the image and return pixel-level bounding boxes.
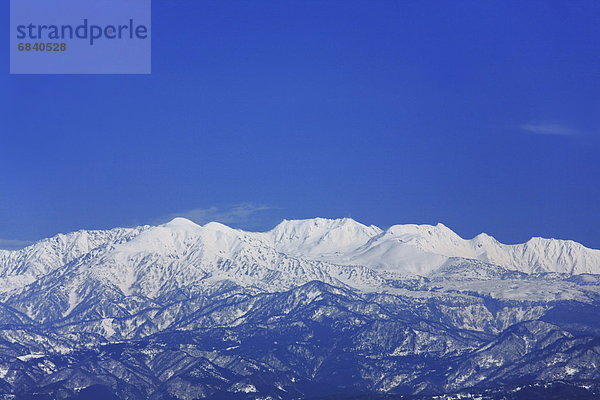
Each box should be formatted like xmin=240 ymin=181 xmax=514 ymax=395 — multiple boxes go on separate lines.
xmin=159 ymin=203 xmax=274 ymax=229
xmin=0 ymin=238 xmax=33 ymax=250
xmin=520 ymin=123 xmax=577 ymax=136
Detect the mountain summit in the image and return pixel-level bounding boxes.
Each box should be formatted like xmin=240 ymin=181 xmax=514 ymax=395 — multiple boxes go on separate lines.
xmin=0 ymin=218 xmax=599 ymax=399
xmin=1 ymin=218 xmax=599 ymax=293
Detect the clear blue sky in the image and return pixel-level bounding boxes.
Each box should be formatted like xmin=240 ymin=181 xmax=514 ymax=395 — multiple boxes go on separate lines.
xmin=1 ymin=0 xmax=599 ymax=248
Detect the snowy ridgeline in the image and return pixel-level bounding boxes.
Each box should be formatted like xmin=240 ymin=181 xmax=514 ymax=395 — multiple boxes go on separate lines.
xmin=0 ymin=218 xmax=598 ymax=399
xmin=1 ymin=217 xmax=599 ymax=295
xmin=0 ymin=217 xmax=598 ymax=324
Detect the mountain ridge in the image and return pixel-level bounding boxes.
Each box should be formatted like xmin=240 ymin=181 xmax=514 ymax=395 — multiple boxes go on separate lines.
xmin=3 ymin=217 xmax=597 ymax=279
xmin=0 ymin=218 xmax=599 ymax=398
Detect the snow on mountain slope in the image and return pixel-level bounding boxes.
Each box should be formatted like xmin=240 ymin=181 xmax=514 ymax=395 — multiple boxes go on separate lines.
xmin=3 ymin=218 xmax=390 ymax=325
xmin=266 ymin=217 xmax=382 ymax=258
xmin=0 ymin=227 xmax=146 ymax=293
xmin=1 ymin=217 xmax=599 ymax=302
xmin=318 ymin=223 xmax=464 ymax=275
xmin=271 ymin=219 xmax=600 ymax=275
xmin=0 ymin=218 xmax=599 ymax=399
xmin=102 ymin=217 xmax=386 ymax=296
xmin=475 ymin=236 xmax=600 ymax=274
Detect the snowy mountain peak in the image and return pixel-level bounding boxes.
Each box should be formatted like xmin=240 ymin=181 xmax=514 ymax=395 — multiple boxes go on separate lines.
xmin=277 ymin=221 xmax=600 ymax=276
xmin=267 ymin=217 xmax=383 ymax=258
xmin=472 ymin=232 xmax=497 ymax=241
xmin=0 ymin=220 xmax=599 ymax=399
xmin=0 ymin=227 xmax=145 ymax=288
xmin=0 ymin=218 xmax=599 ymax=300
xmin=525 ymin=236 xmax=578 ymax=247
xmin=162 ymin=217 xmax=201 ymax=229
xmin=271 ymin=217 xmax=378 ymax=232
xmin=202 ymin=220 xmax=238 ymax=232
xmin=385 ymin=222 xmax=457 ymax=237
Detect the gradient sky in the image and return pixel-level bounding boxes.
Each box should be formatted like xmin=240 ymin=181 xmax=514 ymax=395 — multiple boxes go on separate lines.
xmin=1 ymin=0 xmax=599 ymax=249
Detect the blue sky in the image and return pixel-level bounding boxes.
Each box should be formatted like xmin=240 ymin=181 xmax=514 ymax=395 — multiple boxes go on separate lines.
xmin=1 ymin=0 xmax=599 ymax=248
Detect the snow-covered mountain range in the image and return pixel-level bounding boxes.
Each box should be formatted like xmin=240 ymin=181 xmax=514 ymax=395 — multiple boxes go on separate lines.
xmin=0 ymin=217 xmax=599 ymax=399
xmin=1 ymin=217 xmax=599 ymax=294
xmin=265 ymin=217 xmax=600 ymax=275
